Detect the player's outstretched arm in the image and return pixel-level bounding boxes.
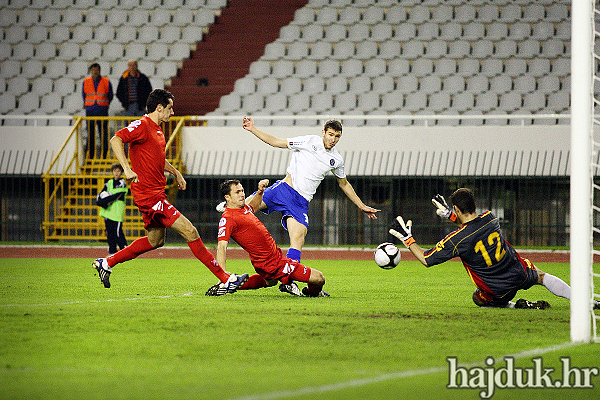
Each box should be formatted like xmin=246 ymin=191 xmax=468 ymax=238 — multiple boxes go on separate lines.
xmin=247 ymin=179 xmax=269 ymax=212
xmin=242 ymin=116 xmax=288 ymax=148
xmin=432 ymin=194 xmax=460 ymax=226
xmin=216 ymin=240 xmax=229 ymax=272
xmin=110 ymin=136 xmax=138 ymax=183
xmin=389 ymin=216 xmax=428 ymax=266
xmin=337 ymin=177 xmax=380 ymax=219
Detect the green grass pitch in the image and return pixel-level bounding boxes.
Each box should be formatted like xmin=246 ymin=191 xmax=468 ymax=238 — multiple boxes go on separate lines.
xmin=0 ymin=256 xmax=598 ymax=400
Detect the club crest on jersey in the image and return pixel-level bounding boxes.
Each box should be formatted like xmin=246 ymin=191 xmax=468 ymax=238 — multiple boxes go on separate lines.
xmin=330 ymin=159 xmax=335 ymax=166
xmin=312 ymin=145 xmax=318 ymax=151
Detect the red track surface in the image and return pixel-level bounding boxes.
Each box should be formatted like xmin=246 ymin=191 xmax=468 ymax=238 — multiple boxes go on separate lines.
xmin=0 ymin=245 xmax=570 ymax=263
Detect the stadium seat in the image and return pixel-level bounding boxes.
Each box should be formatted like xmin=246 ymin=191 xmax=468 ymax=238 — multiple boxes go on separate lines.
xmin=31 ymin=77 xmax=53 ymax=96
xmin=138 ymin=26 xmax=160 ymax=44
xmin=140 ymin=0 xmax=162 ymax=10
xmin=119 ymin=0 xmax=139 ymax=10
xmin=334 ymin=92 xmax=357 ymax=113
xmin=424 ymin=40 xmax=448 ymax=59
xmin=63 ymin=93 xmax=84 ymax=115
xmin=155 ymin=61 xmax=178 ymax=79
xmin=282 ymin=42 xmax=306 ymax=61
xmin=21 ymin=60 xmax=43 ymax=79
xmin=115 ymin=26 xmax=137 ymax=44
xmin=505 ymin=58 xmax=527 ymax=77
xmin=431 ymin=4 xmax=452 ymax=23
xmin=546 ymin=4 xmax=568 ymax=22
xmin=388 ymin=58 xmax=410 ymax=77
xmin=349 ymin=75 xmax=371 ymax=94
xmin=248 ymin=61 xmax=271 ymax=78
xmin=279 ymin=25 xmax=301 ymax=43
xmin=421 ymin=75 xmax=442 ymax=94
xmin=325 ymin=75 xmax=347 ymax=94
xmin=262 ymin=42 xmax=285 ymax=61
xmin=280 ymin=76 xmax=302 ymax=95
xmin=17 ymin=93 xmax=40 ymax=114
xmin=318 ymin=60 xmax=340 ymax=78
xmin=371 ymin=24 xmax=393 ymax=42
xmin=457 ymin=59 xmax=480 ymax=77
xmin=429 ymin=91 xmax=451 ymax=112
xmin=159 ymin=26 xmax=181 ymax=44
xmin=106 ymin=9 xmax=128 ymax=26
xmin=311 ymin=92 xmax=334 ymax=113
xmin=541 ymin=39 xmax=566 ymax=58
xmin=478 ymin=4 xmax=499 ymax=23
xmin=195 ymin=9 xmax=216 ymax=27
xmin=256 ymin=78 xmax=279 ymax=96
xmin=316 ymin=7 xmax=338 ymax=25
xmin=264 ymin=93 xmax=287 ymax=113
xmin=0 ymin=9 xmax=18 ymax=26
xmin=372 ymin=75 xmax=394 ymax=94
xmin=471 ymin=40 xmax=494 ymax=59
xmin=362 ymin=5 xmax=385 ymax=24
xmin=27 ymin=26 xmax=48 ymax=44
xmin=301 ymin=24 xmax=324 ymax=42
xmin=235 ymin=77 xmax=257 ymax=96
xmin=163 ymin=0 xmax=184 ymax=9
xmin=94 ymin=26 xmax=116 ymax=44
xmin=364 ymin=58 xmax=386 ymax=77
xmin=46 ymin=60 xmax=68 ymax=80
xmin=531 ymin=21 xmax=554 ymax=41
xmin=486 ymin=22 xmax=508 ymax=41
xmin=397 ymin=75 xmax=419 ymax=94
xmin=0 ymin=43 xmax=11 ymax=61
xmin=67 ymin=60 xmax=89 ymax=80
xmin=547 ymin=90 xmax=569 ymax=112
xmin=381 ymin=90 xmax=404 ymax=112
xmin=86 ymin=10 xmax=108 ymax=26
xmin=272 ymin=60 xmax=294 ymax=79
xmin=508 ymin=22 xmax=531 ymax=41
xmin=341 ymin=58 xmax=363 ymax=77
xmin=555 ymin=21 xmax=571 ymax=41
xmin=417 ymin=22 xmax=439 ymax=42
xmin=514 ymin=75 xmax=536 ymax=94
xmin=103 ymin=43 xmax=125 ymax=62
xmin=395 ymin=23 xmax=417 ymax=42
xmin=288 ymin=92 xmax=310 ymax=113
xmin=452 ymin=92 xmax=475 ymax=112
xmin=552 ymin=58 xmax=570 ymax=77
xmin=528 ymin=58 xmax=551 ymax=77
xmin=402 ymin=40 xmax=425 ymax=60
xmin=434 ymin=58 xmax=457 ymax=77
xmin=125 ymin=43 xmax=147 ymax=60
xmin=19 ymin=9 xmax=40 ymax=27
xmin=4 ymin=26 xmax=26 ymax=44
xmin=296 ymin=60 xmax=318 ymax=78
xmin=181 ymin=26 xmax=203 ymax=44
xmin=147 ymin=43 xmax=169 ymax=61
xmin=218 ymin=93 xmax=242 ymax=113
xmin=357 ymin=92 xmax=380 ymax=112
xmin=71 ymin=25 xmax=93 ymax=44
xmin=332 ymin=41 xmax=355 ymax=60
xmin=494 ymin=40 xmax=517 ymax=59
xmin=498 ymin=91 xmax=522 ymax=112
xmin=242 ymin=93 xmax=264 ymax=113
xmin=474 ymin=91 xmax=498 ymax=112
xmin=443 ymin=75 xmax=465 ymax=94
xmin=439 ymin=22 xmax=462 ymax=41
xmin=447 ymin=40 xmax=470 ymax=59
xmin=48 ymin=25 xmax=70 ymax=44
xmin=490 ymin=75 xmax=513 ymax=94
xmin=379 ymin=41 xmax=401 ymax=60
xmin=54 ymin=77 xmax=76 ymax=96
xmin=40 ymin=93 xmax=62 ymax=114
xmin=523 ymin=91 xmax=546 ymax=112
xmin=355 ymin=41 xmax=378 ymax=60
xmin=13 ymin=43 xmax=34 ymax=61
xmin=408 ymin=5 xmax=430 ymax=25
xmin=63 ymin=9 xmax=84 ymax=27
xmin=0 ymin=92 xmax=16 ymax=114
xmin=454 ymin=4 xmax=476 ymax=23
xmin=7 ymin=76 xmax=29 ymax=97
xmin=385 ymin=5 xmax=407 ymax=24
xmin=466 ymin=75 xmax=489 ymax=94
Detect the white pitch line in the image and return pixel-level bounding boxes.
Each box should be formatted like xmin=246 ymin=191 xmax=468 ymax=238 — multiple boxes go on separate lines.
xmin=227 ymin=341 xmax=581 ymax=400
xmin=0 ymin=292 xmax=194 ymax=308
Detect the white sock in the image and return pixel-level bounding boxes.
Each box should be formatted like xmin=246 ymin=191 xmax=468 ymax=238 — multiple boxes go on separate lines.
xmin=543 ymin=274 xmax=571 ymax=299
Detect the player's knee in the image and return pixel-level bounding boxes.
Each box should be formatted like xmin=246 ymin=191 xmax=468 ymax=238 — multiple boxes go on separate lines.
xmin=149 ymin=236 xmax=165 ymax=248
xmin=310 ymin=269 xmax=325 ymax=286
xmin=472 ymin=289 xmax=489 ymax=307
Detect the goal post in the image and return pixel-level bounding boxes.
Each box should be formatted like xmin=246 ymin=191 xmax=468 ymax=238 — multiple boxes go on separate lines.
xmin=570 ymin=0 xmax=594 ymax=343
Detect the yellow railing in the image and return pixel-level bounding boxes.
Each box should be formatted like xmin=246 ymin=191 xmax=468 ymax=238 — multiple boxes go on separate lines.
xmin=42 ymin=116 xmax=194 ymax=241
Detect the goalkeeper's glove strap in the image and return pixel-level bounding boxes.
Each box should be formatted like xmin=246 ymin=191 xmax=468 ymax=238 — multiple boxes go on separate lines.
xmin=403 ymin=237 xmax=415 ymax=247
xmin=449 ymin=212 xmax=457 ymax=222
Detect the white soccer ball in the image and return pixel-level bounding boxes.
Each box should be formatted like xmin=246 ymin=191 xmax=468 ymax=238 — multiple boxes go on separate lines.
xmin=98 ymin=191 xmax=110 ymax=199
xmin=374 ymin=242 xmax=401 ymax=269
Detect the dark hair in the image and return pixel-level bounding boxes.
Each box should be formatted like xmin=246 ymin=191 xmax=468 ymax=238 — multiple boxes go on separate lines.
xmin=146 ymin=89 xmax=174 ymax=113
xmin=89 ymin=63 xmax=101 ymax=72
xmin=324 ymin=119 xmax=342 ymax=133
xmin=449 ymin=188 xmax=476 ymax=214
xmin=110 ymin=163 xmax=123 ymax=172
xmin=220 ymin=179 xmax=241 ymax=198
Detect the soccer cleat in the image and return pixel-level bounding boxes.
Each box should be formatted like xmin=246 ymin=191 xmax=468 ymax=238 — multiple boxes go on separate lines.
xmin=216 ymin=201 xmax=226 ymax=213
xmin=279 ymin=282 xmax=303 ymax=296
xmin=594 ymin=301 xmax=600 ymax=310
xmin=93 ymin=258 xmax=111 ymax=288
xmin=301 ymin=287 xmax=330 ymax=298
xmin=514 ymin=299 xmax=551 ymax=309
xmin=205 ymin=273 xmax=249 ymax=296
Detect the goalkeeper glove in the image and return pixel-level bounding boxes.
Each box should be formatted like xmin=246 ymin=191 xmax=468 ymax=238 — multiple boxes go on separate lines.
xmin=432 ymin=194 xmax=457 ymax=222
xmin=389 ymin=216 xmax=415 ymax=247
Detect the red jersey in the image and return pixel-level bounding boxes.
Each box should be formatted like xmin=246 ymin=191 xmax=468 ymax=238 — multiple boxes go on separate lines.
xmin=218 ymin=204 xmax=282 ymax=272
xmin=115 ymin=115 xmax=166 ymax=204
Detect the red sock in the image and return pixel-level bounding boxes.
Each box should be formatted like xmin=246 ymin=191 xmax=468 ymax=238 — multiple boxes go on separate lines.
xmin=307 ymin=283 xmax=323 ymax=296
xmin=107 ymin=236 xmax=154 ymax=267
xmin=239 ymin=274 xmax=268 ymax=290
xmin=187 ymin=238 xmax=229 ymax=283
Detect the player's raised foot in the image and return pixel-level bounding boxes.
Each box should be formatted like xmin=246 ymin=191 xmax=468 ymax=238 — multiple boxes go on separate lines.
xmin=594 ymin=301 xmax=600 ymax=310
xmin=301 ymin=287 xmax=330 ymax=298
xmin=216 ymin=201 xmax=226 ymax=213
xmin=93 ymin=258 xmax=111 ymax=288
xmin=279 ymin=282 xmax=303 ymax=296
xmin=515 ymin=299 xmax=551 ymax=309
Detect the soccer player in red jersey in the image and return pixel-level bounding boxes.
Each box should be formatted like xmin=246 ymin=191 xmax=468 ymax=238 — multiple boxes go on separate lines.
xmin=93 ymin=89 xmax=247 ymax=292
xmin=205 ymin=179 xmax=329 ymax=297
xmin=389 ymin=188 xmax=600 ymax=310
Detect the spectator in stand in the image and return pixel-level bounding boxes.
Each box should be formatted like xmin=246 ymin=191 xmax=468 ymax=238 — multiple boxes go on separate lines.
xmin=82 ymin=63 xmax=113 ymax=159
xmin=116 ymin=60 xmax=153 ymax=116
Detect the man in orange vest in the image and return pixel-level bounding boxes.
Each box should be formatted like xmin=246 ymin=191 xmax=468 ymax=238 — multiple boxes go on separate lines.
xmin=82 ymin=63 xmax=113 ymax=159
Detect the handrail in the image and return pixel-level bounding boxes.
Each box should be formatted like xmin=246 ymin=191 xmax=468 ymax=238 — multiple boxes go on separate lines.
xmin=42 ymin=116 xmax=82 ymax=178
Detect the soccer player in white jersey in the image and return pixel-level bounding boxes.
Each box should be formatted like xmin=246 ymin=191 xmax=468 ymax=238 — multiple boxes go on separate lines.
xmin=217 ymin=116 xmax=379 ymax=295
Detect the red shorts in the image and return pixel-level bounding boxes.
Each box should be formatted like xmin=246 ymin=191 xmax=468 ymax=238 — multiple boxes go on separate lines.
xmin=474 ymin=257 xmax=539 ymax=307
xmin=255 ymin=256 xmax=312 ymax=285
xmin=136 ymin=197 xmax=181 ymax=230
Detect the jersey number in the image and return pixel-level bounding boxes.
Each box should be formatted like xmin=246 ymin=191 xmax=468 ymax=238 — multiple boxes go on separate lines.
xmin=474 ymin=232 xmax=506 ymax=267
xmin=126 ymin=119 xmax=142 ymax=132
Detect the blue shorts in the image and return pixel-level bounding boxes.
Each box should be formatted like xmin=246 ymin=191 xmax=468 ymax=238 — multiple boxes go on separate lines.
xmin=261 ymin=180 xmax=309 ymax=230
